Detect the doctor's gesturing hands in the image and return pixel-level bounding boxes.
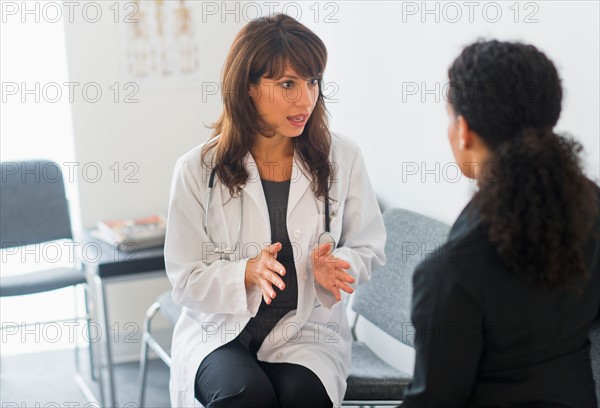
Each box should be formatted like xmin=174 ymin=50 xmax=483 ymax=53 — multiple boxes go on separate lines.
xmin=245 ymin=241 xmax=355 ymax=304
xmin=312 ymin=242 xmax=354 ymax=302
xmin=244 ymin=242 xmax=287 ymax=305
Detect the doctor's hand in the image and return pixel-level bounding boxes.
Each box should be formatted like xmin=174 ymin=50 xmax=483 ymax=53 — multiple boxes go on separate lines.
xmin=245 ymin=242 xmax=287 ymax=305
xmin=311 ymin=243 xmax=354 ymax=302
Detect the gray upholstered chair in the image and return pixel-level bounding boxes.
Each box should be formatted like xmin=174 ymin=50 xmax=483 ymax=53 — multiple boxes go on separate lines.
xmin=138 ymin=291 xmax=181 ymax=407
xmin=0 ymin=160 xmax=96 ymax=397
xmin=342 ymin=208 xmax=451 ymax=406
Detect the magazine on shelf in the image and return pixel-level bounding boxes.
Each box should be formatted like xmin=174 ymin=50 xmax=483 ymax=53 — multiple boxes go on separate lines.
xmin=92 ymin=215 xmax=167 ymax=252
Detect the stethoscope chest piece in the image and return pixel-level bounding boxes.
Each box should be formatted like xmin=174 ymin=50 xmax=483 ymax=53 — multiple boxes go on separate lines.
xmin=318 ymin=195 xmax=336 ymax=253
xmin=318 ymin=231 xmax=336 ymax=254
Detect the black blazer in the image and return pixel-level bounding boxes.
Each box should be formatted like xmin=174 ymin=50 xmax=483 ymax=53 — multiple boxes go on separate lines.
xmin=403 ymin=191 xmax=600 ymax=408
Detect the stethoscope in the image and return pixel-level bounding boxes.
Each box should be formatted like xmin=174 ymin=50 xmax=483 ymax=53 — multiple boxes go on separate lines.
xmin=204 ymin=167 xmax=335 ymax=260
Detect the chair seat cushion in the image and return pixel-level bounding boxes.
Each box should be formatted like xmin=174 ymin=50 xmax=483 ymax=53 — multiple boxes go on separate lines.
xmin=158 ymin=291 xmax=182 ymax=325
xmin=0 ymin=267 xmax=86 ymax=296
xmin=344 ymin=341 xmax=412 ymax=401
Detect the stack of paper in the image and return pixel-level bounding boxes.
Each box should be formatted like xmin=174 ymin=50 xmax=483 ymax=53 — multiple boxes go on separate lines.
xmin=92 ymin=215 xmax=167 ymax=252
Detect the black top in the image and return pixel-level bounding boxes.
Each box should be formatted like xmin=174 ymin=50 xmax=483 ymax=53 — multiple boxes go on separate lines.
xmin=403 ymin=188 xmax=600 ymax=407
xmin=238 ymin=180 xmax=299 ymax=354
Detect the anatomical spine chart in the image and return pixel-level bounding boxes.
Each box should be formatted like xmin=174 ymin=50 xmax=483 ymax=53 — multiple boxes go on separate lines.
xmin=123 ymin=0 xmax=200 ymax=82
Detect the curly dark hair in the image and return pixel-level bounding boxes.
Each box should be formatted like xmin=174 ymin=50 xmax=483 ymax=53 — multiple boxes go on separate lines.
xmin=448 ymin=40 xmax=598 ymax=290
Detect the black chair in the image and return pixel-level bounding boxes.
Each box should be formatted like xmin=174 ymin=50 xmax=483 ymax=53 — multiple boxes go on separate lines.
xmin=0 ymin=160 xmax=96 ymax=400
xmin=342 ymin=208 xmax=450 ymax=406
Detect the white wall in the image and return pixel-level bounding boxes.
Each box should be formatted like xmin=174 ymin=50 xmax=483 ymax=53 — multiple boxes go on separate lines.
xmin=0 ymin=1 xmax=81 ymax=226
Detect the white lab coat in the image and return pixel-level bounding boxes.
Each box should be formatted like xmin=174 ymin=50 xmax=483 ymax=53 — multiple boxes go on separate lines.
xmin=164 ymin=132 xmax=386 ymax=407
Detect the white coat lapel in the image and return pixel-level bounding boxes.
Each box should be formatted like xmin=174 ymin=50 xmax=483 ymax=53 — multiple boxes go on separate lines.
xmin=212 ymin=183 xmax=235 ymax=254
xmin=287 ymin=153 xmax=314 ymax=219
xmin=238 ymin=153 xmax=270 ymax=228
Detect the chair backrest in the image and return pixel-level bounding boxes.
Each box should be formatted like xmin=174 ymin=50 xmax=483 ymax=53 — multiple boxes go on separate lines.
xmin=590 ymin=320 xmax=600 ymax=403
xmin=1 ymin=160 xmax=72 ymax=249
xmin=352 ymin=208 xmax=450 ymax=348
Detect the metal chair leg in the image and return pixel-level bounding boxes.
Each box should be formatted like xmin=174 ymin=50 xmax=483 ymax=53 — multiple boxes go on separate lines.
xmin=82 ymin=284 xmax=96 ymax=381
xmin=72 ymin=284 xmax=96 ymax=381
xmin=74 ymin=286 xmax=81 ymax=372
xmin=72 ymin=283 xmax=102 ymax=405
xmin=138 ymin=301 xmax=161 ymax=408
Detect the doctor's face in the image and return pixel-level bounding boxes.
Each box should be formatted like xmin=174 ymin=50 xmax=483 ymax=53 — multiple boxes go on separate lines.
xmin=249 ymin=65 xmax=320 ymax=139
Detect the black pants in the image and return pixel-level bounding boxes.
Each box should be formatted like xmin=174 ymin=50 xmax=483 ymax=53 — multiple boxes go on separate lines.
xmin=195 ymin=338 xmax=332 ymax=408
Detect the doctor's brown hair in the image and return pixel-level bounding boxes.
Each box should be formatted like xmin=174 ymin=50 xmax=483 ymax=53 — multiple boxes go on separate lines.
xmin=448 ymin=40 xmax=598 ymax=291
xmin=202 ymin=14 xmax=331 ymax=200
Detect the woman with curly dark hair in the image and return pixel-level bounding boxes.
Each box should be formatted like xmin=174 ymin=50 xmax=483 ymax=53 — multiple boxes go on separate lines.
xmin=403 ymin=40 xmax=600 ymax=407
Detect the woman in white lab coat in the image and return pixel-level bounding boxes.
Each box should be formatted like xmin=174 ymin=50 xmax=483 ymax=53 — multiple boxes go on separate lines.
xmin=164 ymin=14 xmax=386 ymax=408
